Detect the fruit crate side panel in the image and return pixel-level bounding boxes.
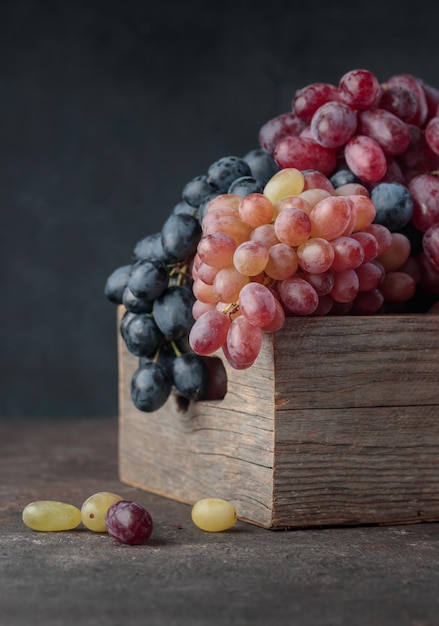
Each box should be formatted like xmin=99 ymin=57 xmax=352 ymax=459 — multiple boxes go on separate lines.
xmin=272 ymin=316 xmax=439 ymax=410
xmin=272 ymin=405 xmax=439 ymax=528
xmin=117 ymin=308 xmax=276 ymax=528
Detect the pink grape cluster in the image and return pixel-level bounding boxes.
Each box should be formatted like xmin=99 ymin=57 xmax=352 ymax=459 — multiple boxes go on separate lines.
xmin=258 ymin=69 xmax=439 ymax=296
xmin=188 ymin=167 xmax=415 ymax=369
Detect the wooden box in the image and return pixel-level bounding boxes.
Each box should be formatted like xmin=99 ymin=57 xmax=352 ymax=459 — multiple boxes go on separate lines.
xmin=118 ymin=310 xmax=439 ymax=529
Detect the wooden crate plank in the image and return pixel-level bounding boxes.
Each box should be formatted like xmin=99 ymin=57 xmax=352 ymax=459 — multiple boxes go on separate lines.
xmin=273 ymin=316 xmax=439 ymax=410
xmin=272 ymin=406 xmax=439 ymax=528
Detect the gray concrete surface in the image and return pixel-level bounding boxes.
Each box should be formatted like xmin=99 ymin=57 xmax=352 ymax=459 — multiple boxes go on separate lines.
xmin=1 ymin=417 xmax=438 ymax=625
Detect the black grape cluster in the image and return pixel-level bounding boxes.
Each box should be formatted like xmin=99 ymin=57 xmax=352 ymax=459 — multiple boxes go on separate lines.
xmin=105 ymin=150 xmax=279 ymax=412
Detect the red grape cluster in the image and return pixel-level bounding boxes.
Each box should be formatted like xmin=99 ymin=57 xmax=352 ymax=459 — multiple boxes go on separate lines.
xmin=189 ymin=69 xmax=439 ymax=370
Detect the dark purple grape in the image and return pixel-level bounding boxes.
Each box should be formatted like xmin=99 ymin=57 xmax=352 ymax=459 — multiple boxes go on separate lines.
xmin=128 ymin=259 xmax=169 ymax=300
xmin=182 ymin=175 xmax=218 ymax=208
xmin=227 ymin=176 xmax=263 ymax=196
xmin=132 ymin=233 xmax=169 ymax=262
xmin=104 ymin=264 xmax=132 ymax=304
xmin=330 ymin=168 xmax=361 ymax=188
xmin=123 ymin=313 xmax=163 ymax=357
xmin=139 ymin=340 xmax=175 ymax=375
xmin=120 ymin=310 xmax=136 ymax=343
xmin=131 ymin=362 xmax=172 ymax=412
xmin=161 ymin=213 xmax=202 ymax=262
xmin=371 ymin=182 xmax=413 ymax=231
xmin=243 ymin=148 xmax=280 ymax=186
xmin=200 ymin=356 xmax=227 ymax=400
xmin=122 ymin=287 xmax=154 ymax=314
xmin=105 ymin=500 xmax=153 ymax=545
xmin=172 ymin=199 xmax=197 ymax=216
xmin=152 ymin=285 xmax=195 ymax=340
xmin=172 ymin=353 xmax=209 ymax=400
xmin=206 ymin=156 xmax=251 ymax=193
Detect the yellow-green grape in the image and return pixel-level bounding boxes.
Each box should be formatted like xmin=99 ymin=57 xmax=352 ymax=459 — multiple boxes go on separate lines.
xmin=263 ymin=168 xmax=305 ymax=204
xmin=81 ymin=491 xmax=123 ymax=532
xmin=191 ymin=498 xmax=237 ymax=532
xmin=22 ymin=500 xmax=82 ymax=531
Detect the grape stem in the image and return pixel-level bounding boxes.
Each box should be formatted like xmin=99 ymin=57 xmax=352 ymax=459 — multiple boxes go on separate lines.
xmin=170 ymin=340 xmax=182 ymax=357
xmin=222 ymin=302 xmax=240 ymax=319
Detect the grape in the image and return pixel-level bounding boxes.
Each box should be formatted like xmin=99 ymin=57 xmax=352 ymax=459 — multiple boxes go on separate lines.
xmin=263 ymin=167 xmax=305 ymax=204
xmin=258 ymin=111 xmax=307 ymax=154
xmin=330 ymin=269 xmax=360 ymax=303
xmin=302 ymin=170 xmax=335 ymax=193
xmin=310 ymin=196 xmax=354 ymax=240
xmin=338 ymin=69 xmax=381 ymax=110
xmin=349 ymin=195 xmax=376 ymax=231
xmin=239 ymin=282 xmax=277 ymax=327
xmin=22 ymin=501 xmax=82 ymax=532
xmin=228 ymin=176 xmax=263 ymax=196
xmin=364 ymin=224 xmax=393 ymax=255
xmin=172 ymin=199 xmax=195 ymax=216
xmin=197 ymin=232 xmax=237 ymax=268
xmin=161 ymin=213 xmax=202 ymax=262
xmin=132 ymin=232 xmax=168 ymax=262
xmin=357 ymin=108 xmax=410 ymax=157
xmin=81 ymin=492 xmax=123 ymax=532
xmin=310 ymin=101 xmax=357 ymax=149
xmin=274 ymin=207 xmax=311 ymax=246
xmin=182 ymin=175 xmax=219 ymax=208
xmin=192 ymin=278 xmax=217 ymax=304
xmin=233 ymin=241 xmax=269 ymax=276
xmin=261 ymin=297 xmax=286 ymax=332
xmin=207 ymin=156 xmax=252 ymax=193
xmin=351 ymin=289 xmax=384 ymax=315
xmin=213 ymin=266 xmax=249 ymax=302
xmin=297 ymin=237 xmax=335 ymax=273
xmin=238 ymin=193 xmax=274 ymax=228
xmin=371 ymin=182 xmax=413 ymax=231
xmin=202 ymin=214 xmax=252 ymax=245
xmin=350 ymin=231 xmax=379 ymax=263
xmin=152 ymin=286 xmax=195 ymax=340
xmin=104 ymin=264 xmax=132 ymax=304
xmin=409 ymin=174 xmax=439 ymax=232
xmin=330 ymin=236 xmax=365 ymax=271
xmin=377 ymin=232 xmax=411 ymax=272
xmin=423 ymin=223 xmax=439 ymax=269
xmin=131 ymin=362 xmax=173 ymax=412
xmin=273 ymin=136 xmax=337 ymax=176
xmin=200 ymin=356 xmax=228 ymax=400
xmin=380 ymin=272 xmax=416 ymax=303
xmin=293 ymin=82 xmax=340 ymax=123
xmin=105 ymin=500 xmax=153 ymax=545
xmin=122 ymin=287 xmax=153 ymax=314
xmin=301 ymin=270 xmax=334 ymax=296
xmin=196 ymin=262 xmax=218 ymax=285
xmin=330 ymin=168 xmax=361 ymax=188
xmin=243 ymin=148 xmax=280 ymax=185
xmin=128 ymin=259 xmax=169 ymax=300
xmin=379 ymin=86 xmax=417 ymax=122
xmin=189 ymin=310 xmax=231 ymax=355
xmin=278 ymin=277 xmax=319 ymax=315
xmin=355 ymin=262 xmax=384 ymax=291
xmin=172 ymin=353 xmax=209 ymax=400
xmin=265 ymin=243 xmax=299 ymax=280
xmin=224 ymin=315 xmax=262 ymax=369
xmin=344 ymin=135 xmax=387 ymax=183
xmin=191 ymin=498 xmax=237 ymax=532
xmin=123 ymin=313 xmax=163 ymax=358
xmin=425 ymin=117 xmax=439 ymax=156
xmin=250 ymin=223 xmax=280 ymax=248
xmin=385 ymin=74 xmax=428 ymax=127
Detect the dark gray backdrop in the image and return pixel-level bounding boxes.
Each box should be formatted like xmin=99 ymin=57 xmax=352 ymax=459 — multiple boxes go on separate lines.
xmin=2 ymin=0 xmax=438 ymax=417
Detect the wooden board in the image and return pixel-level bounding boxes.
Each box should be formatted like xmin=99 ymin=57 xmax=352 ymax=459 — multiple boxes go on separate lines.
xmin=118 ymin=308 xmax=439 ymax=528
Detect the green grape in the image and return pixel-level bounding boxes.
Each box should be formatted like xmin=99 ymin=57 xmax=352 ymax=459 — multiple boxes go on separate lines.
xmin=191 ymin=498 xmax=237 ymax=532
xmin=22 ymin=500 xmax=82 ymax=531
xmin=81 ymin=491 xmax=124 ymax=532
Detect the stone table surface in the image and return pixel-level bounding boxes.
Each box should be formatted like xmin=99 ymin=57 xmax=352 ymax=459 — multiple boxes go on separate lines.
xmin=1 ymin=416 xmax=439 ymax=626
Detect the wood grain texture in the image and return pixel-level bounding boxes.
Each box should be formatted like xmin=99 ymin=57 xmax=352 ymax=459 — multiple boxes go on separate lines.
xmin=118 ymin=307 xmax=439 ymax=528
